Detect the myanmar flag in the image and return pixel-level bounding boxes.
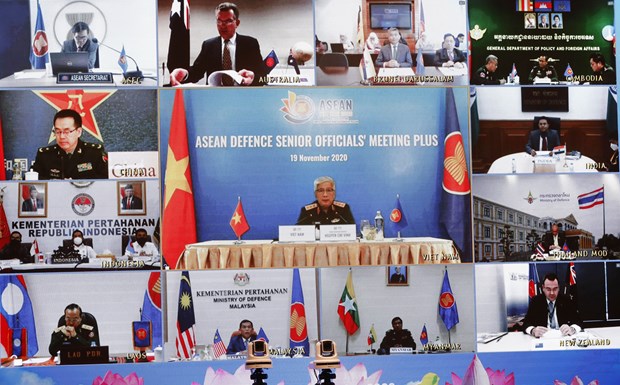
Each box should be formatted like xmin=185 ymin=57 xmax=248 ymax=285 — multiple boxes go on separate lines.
xmin=337 ymin=270 xmax=360 ymax=335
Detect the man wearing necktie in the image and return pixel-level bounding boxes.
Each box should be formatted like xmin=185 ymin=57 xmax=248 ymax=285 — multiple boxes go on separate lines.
xmin=522 ymin=273 xmax=582 ymax=338
xmin=169 ymin=2 xmax=266 ymax=86
xmin=542 ymin=223 xmax=566 ymax=253
xmin=375 ymin=28 xmax=413 ymax=68
xmin=121 ymin=184 xmax=143 ymax=210
xmin=226 ymin=319 xmax=257 ymax=354
xmin=22 ymin=185 xmax=43 ymax=212
xmin=434 ymin=33 xmax=466 ymax=68
xmin=61 ymin=21 xmax=99 ymax=69
xmin=525 ymin=117 xmax=561 ymax=156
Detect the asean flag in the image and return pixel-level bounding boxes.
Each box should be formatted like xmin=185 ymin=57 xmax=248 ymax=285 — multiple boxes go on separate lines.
xmin=289 ymin=269 xmax=309 ymax=355
xmin=438 ymin=269 xmax=459 ymax=330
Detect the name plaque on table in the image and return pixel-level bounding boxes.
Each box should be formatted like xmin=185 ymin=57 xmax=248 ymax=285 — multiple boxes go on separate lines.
xmin=390 ymin=347 xmax=414 ymax=354
xmin=278 ymin=225 xmax=315 ymax=242
xmin=56 ymin=72 xmax=113 ymax=84
xmin=534 ymin=156 xmax=555 ymax=165
xmin=319 ymin=224 xmax=356 ymax=242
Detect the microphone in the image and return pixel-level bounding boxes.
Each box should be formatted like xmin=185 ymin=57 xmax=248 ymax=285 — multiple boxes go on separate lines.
xmin=92 ymin=38 xmax=143 ymax=80
xmin=287 ymin=55 xmax=300 ymax=75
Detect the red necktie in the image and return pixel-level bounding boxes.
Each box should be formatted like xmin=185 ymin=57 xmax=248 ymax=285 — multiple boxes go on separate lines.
xmin=543 ymin=137 xmax=548 ymax=151
xmin=33 ymin=199 xmax=37 ymax=210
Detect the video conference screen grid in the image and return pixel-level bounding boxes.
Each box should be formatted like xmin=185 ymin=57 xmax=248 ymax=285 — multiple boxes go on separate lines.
xmin=0 ymin=0 xmax=618 ymax=384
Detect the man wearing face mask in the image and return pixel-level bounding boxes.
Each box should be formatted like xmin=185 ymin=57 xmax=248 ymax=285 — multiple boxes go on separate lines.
xmin=125 ymin=228 xmax=159 ymax=261
xmin=0 ymin=231 xmax=33 ymax=263
xmin=71 ymin=230 xmax=96 ymax=260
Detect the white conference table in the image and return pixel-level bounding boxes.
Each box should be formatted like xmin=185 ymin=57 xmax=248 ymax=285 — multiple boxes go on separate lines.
xmin=177 ymin=237 xmax=460 ymax=270
xmin=477 ymin=327 xmax=620 ymax=352
xmin=0 ymin=70 xmax=158 ymax=88
xmin=488 ymin=152 xmax=598 ymax=174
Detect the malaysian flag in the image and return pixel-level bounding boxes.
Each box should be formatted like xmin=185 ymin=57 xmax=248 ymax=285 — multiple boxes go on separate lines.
xmin=577 ymin=187 xmax=604 ymax=209
xmin=175 ymin=271 xmax=196 ymax=359
xmin=213 ymin=329 xmax=227 ymax=358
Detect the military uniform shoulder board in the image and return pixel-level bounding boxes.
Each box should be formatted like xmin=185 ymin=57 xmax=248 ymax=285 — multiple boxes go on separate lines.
xmin=38 ymin=145 xmax=58 ymax=153
xmin=333 ymin=201 xmax=346 ymax=208
xmin=81 ymin=324 xmax=94 ymax=331
xmin=304 ymin=203 xmax=318 ymax=210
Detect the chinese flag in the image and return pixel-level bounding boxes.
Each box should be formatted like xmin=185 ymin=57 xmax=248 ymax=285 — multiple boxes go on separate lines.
xmin=162 ymin=90 xmax=197 ymax=268
xmin=229 ymin=198 xmax=250 ymax=238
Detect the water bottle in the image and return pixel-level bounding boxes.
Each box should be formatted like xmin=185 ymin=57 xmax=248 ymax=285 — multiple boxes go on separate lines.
xmin=511 ymin=158 xmax=516 ymax=173
xmin=374 ymin=211 xmax=384 ymax=240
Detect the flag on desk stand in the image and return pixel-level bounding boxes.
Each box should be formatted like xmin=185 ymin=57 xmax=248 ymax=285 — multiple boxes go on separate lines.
xmin=564 ymin=63 xmax=574 ymax=81
xmin=0 ymin=275 xmax=38 ymax=357
xmin=257 ymin=327 xmax=270 ymax=343
xmin=213 ymin=329 xmax=227 ymax=358
xmin=30 ymin=0 xmax=49 ymax=69
xmin=367 ymin=324 xmax=377 ymax=346
xmin=440 ymin=88 xmax=472 ymax=261
xmin=264 ymin=50 xmax=279 ymax=74
xmin=29 ymin=239 xmax=43 ymax=262
xmin=175 ymin=271 xmax=196 ymax=359
xmin=355 ymin=5 xmax=364 ymax=49
xmin=528 ymin=263 xmax=540 ymax=304
xmin=141 ymin=272 xmax=162 ymax=347
xmin=438 ymin=269 xmax=459 ymax=331
xmin=167 ymin=0 xmax=190 ymax=72
xmin=388 ymin=194 xmax=408 ymax=238
xmin=565 ymin=262 xmax=577 ymax=301
xmin=163 ymin=90 xmax=197 ymax=268
xmin=416 ymin=1 xmax=426 ymax=75
xmin=510 ymin=63 xmax=518 ymax=82
xmin=359 ymin=49 xmax=376 ymax=83
xmin=535 ymin=242 xmax=545 ymax=259
xmin=230 ymin=197 xmax=250 ymax=240
xmin=290 ymin=268 xmax=309 ymax=356
xmin=118 ymin=45 xmax=129 ymax=74
xmin=420 ymin=324 xmax=428 ymax=346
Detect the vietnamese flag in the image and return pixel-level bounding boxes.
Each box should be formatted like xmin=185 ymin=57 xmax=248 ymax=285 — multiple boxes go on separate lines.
xmin=337 ymin=270 xmax=360 ymax=335
xmin=230 ymin=197 xmax=250 ymax=238
xmin=162 ymin=90 xmax=197 ymax=268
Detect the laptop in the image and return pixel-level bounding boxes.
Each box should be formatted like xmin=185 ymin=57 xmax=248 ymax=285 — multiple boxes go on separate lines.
xmin=50 ymin=52 xmax=90 ymax=75
xmin=330 ymin=43 xmax=345 ymax=53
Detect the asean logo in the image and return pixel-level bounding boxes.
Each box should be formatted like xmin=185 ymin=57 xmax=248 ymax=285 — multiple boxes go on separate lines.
xmin=233 ymin=273 xmax=250 ymax=286
xmin=390 ymin=209 xmax=402 ymax=223
xmin=289 ymin=302 xmax=308 ymax=342
xmin=280 ymin=91 xmax=315 ymax=124
xmin=71 ymin=193 xmax=95 ymax=216
xmin=439 ymin=292 xmax=455 ymax=309
xmin=443 ymin=132 xmax=470 ymax=195
xmin=32 ymin=31 xmax=49 ymax=57
xmin=136 ymin=328 xmax=148 ymax=340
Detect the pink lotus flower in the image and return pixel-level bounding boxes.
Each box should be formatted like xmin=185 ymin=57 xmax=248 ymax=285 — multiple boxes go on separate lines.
xmin=191 ymin=364 xmax=284 ymax=385
xmin=554 ymin=376 xmax=599 ymax=385
xmin=307 ymin=362 xmax=382 ymax=385
xmin=92 ymin=371 xmax=143 ymax=385
xmin=446 ymin=355 xmax=514 ymax=385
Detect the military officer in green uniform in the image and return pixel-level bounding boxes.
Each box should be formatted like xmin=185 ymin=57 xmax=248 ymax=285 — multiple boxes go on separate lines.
xmin=49 ymin=303 xmax=99 ymax=356
xmin=528 ymin=55 xmax=558 ymax=83
xmin=32 ymin=109 xmax=108 ymax=179
xmin=296 ymin=176 xmax=355 ymax=225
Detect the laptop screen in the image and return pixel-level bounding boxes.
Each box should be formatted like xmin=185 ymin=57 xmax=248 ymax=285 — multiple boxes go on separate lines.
xmin=50 ymin=52 xmax=90 ymax=75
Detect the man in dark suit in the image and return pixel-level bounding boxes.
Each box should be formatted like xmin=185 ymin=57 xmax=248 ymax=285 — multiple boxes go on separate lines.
xmin=375 ymin=28 xmax=413 ymax=68
xmin=169 ymin=2 xmax=266 ymax=86
xmin=21 ymin=185 xmax=43 ymax=212
xmin=523 ymin=273 xmax=582 ymax=338
xmin=226 ymin=319 xmax=257 ymax=354
xmin=61 ymin=22 xmax=99 ymax=69
xmin=542 ymin=223 xmax=566 ymax=253
xmin=525 ymin=117 xmax=561 ymax=155
xmin=0 ymin=231 xmax=32 ymax=263
xmin=434 ymin=34 xmax=466 ymax=68
xmin=121 ymin=184 xmax=143 ymax=210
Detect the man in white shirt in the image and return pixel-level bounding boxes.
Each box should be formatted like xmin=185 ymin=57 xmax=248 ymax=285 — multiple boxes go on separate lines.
xmin=125 ymin=228 xmax=159 ymax=261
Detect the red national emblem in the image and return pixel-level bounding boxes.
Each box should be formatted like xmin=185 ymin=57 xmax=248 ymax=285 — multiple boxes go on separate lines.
xmin=439 ymin=292 xmax=455 ymax=309
xmin=136 ymin=328 xmax=147 ymax=340
xmin=266 ymin=58 xmax=276 ymax=68
xmin=443 ymin=132 xmax=470 ymax=194
xmin=289 ymin=302 xmax=308 ymax=342
xmin=420 ymin=330 xmax=427 ymax=339
xmin=390 ymin=209 xmax=402 ymax=223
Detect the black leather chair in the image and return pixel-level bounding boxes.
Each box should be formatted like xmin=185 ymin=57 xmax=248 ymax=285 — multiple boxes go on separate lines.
xmin=62 ymin=238 xmax=94 ymax=248
xmin=532 ymin=116 xmax=561 ymax=136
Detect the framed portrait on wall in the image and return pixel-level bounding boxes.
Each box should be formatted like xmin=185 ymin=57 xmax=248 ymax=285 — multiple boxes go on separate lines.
xmin=18 ymin=182 xmax=47 ymax=218
xmin=387 ymin=265 xmax=409 ymax=286
xmin=118 ymin=181 xmax=146 ymax=216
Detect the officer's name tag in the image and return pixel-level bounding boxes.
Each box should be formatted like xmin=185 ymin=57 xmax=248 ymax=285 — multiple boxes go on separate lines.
xmin=279 ymin=225 xmax=315 ymax=242
xmin=320 ymin=224 xmax=356 ymax=242
xmin=390 ymin=347 xmax=414 ymax=354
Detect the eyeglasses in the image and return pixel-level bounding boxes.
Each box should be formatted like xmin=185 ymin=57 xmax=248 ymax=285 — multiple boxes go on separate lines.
xmin=65 ymin=317 xmax=81 ymax=322
xmin=53 ymin=128 xmax=79 ymax=136
xmin=316 ymin=188 xmax=335 ymax=194
xmin=216 ymin=18 xmax=236 ymax=26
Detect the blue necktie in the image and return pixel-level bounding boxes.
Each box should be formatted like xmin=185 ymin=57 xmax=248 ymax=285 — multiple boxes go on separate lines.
xmin=548 ymin=301 xmax=557 ymax=329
